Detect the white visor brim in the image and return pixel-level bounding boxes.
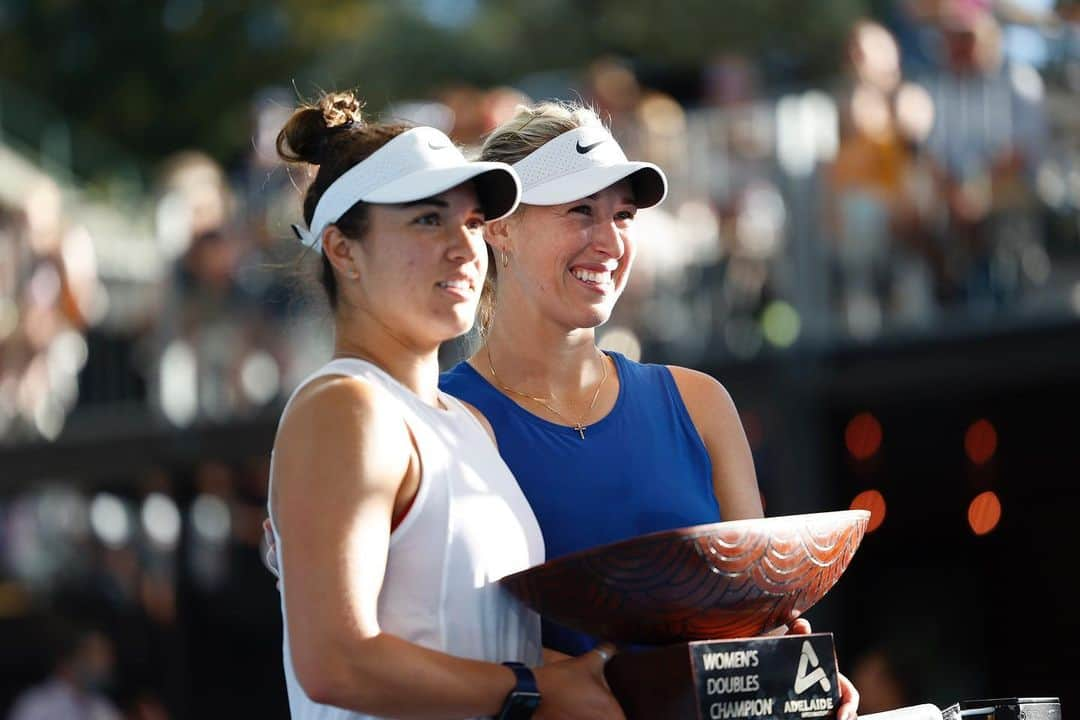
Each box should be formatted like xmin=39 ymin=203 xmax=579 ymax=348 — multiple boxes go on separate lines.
xmin=519 ymin=162 xmax=667 ymax=208
xmin=364 ymin=162 xmax=521 ymax=221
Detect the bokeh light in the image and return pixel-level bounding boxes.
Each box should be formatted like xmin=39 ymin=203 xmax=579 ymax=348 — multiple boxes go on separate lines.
xmin=964 ymin=418 xmax=998 ymax=465
xmin=160 ymin=340 xmax=198 ymax=427
xmin=761 ymin=300 xmax=801 ymax=348
xmin=850 ymin=489 xmax=886 ymax=532
xmin=598 ymin=326 xmax=643 ymax=362
xmin=191 ymin=494 xmax=231 ymax=543
xmin=240 ymin=351 xmax=281 ymax=406
xmin=845 ymin=412 xmax=883 ymax=460
xmin=90 ymin=493 xmax=131 ymax=548
xmin=968 ymin=491 xmax=1002 ymax=536
xmin=142 ymin=493 xmax=182 ymax=549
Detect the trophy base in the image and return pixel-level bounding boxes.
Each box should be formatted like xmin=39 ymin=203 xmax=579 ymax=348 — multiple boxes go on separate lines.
xmin=603 ymin=633 xmax=841 ymax=720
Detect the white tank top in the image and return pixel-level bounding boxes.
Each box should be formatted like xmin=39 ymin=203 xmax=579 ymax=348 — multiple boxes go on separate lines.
xmin=268 ymin=358 xmax=544 ymax=720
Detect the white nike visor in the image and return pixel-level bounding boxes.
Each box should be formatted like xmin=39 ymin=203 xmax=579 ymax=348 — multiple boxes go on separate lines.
xmin=293 ymin=126 xmax=521 ymax=250
xmin=512 ymin=126 xmax=667 ymax=208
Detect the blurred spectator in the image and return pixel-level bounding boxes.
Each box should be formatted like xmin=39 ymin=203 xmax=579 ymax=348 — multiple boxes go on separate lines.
xmin=920 ymin=1 xmax=1049 ymax=309
xmin=584 ymin=55 xmax=644 ymax=146
xmin=388 ymin=86 xmax=531 ymax=154
xmin=829 ymin=19 xmax=941 ymax=337
xmin=240 ymin=86 xmax=300 ymax=253
xmin=479 ymin=85 xmax=534 ymax=141
xmin=634 ymin=90 xmax=690 ymax=188
xmin=233 ymin=88 xmax=331 ymax=390
xmin=0 ymin=178 xmax=102 ymax=442
xmin=703 ymin=53 xmax=762 ymax=109
xmin=151 ymin=151 xmax=281 ymax=425
xmin=7 ymin=617 xmax=121 ymax=720
xmin=438 ymin=84 xmax=489 ymax=146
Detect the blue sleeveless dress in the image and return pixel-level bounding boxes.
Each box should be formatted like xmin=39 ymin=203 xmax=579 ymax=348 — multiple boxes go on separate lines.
xmin=440 ymin=351 xmax=720 ymax=655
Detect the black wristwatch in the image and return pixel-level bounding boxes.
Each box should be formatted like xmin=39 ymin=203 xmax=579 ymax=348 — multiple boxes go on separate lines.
xmin=495 ymin=661 xmax=541 ymax=720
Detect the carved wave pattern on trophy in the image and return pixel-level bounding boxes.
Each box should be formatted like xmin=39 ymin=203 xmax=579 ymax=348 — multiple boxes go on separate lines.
xmin=499 ymin=511 xmax=870 ymax=645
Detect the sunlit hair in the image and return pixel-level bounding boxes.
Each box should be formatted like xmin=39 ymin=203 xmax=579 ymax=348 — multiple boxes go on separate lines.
xmin=479 ymin=101 xmax=605 ymax=166
xmin=276 ymin=90 xmax=411 ymax=309
xmin=475 ymin=101 xmax=607 ymax=333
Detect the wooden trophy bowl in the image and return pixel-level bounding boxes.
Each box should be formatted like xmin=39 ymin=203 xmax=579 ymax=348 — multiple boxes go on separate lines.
xmin=499 ymin=510 xmax=870 ymax=645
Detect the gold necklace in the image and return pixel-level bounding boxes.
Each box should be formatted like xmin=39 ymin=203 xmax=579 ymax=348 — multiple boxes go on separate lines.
xmin=486 ymin=346 xmax=609 ymax=439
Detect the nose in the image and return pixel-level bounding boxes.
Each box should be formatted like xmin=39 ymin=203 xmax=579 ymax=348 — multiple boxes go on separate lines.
xmin=592 ymin=218 xmax=625 ymax=259
xmin=446 ymin=222 xmax=483 ymax=264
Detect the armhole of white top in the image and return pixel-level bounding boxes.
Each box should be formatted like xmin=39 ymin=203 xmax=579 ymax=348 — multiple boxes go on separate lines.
xmin=388 ymin=414 xmax=428 ymax=545
xmin=269 ymin=368 xmax=429 ymax=547
xmin=441 ymin=393 xmax=498 ymax=449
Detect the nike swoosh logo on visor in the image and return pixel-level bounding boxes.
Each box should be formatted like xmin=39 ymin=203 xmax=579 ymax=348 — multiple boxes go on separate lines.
xmin=576 ymin=139 xmax=606 ymax=154
xmin=428 ymin=140 xmax=450 ymax=150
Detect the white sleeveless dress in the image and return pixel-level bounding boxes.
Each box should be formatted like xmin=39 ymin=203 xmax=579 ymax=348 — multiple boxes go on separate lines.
xmin=268 ymin=358 xmax=544 ymax=720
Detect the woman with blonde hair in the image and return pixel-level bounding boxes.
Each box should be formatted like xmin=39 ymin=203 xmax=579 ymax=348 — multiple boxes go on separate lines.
xmin=439 ymin=100 xmax=861 ymax=719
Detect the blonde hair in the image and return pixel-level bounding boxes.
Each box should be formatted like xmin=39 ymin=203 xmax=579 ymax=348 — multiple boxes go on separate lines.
xmin=479 ymin=100 xmax=605 ymax=166
xmin=475 ymin=101 xmax=606 ymax=333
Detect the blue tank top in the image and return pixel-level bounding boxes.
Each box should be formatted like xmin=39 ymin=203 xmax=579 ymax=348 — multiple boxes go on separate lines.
xmin=440 ymin=351 xmax=720 ymax=655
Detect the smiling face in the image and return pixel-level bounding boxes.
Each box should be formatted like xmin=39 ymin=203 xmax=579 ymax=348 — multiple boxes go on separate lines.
xmin=327 ymin=183 xmax=487 ymax=350
xmin=496 ymin=179 xmax=637 ymax=331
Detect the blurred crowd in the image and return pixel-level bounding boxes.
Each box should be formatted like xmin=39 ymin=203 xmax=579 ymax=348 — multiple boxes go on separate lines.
xmin=3 ymin=0 xmax=1078 ymax=444
xmin=0 ymin=459 xmax=280 ymax=718
xmin=2 ymin=1 xmax=1080 ymax=716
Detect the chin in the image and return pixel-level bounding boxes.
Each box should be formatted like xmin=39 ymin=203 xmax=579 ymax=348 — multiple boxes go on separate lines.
xmin=439 ymin=310 xmax=476 ymax=339
xmin=575 ymin=305 xmax=613 ymax=330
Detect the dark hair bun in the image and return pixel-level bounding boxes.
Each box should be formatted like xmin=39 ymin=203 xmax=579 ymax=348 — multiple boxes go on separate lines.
xmin=276 ymin=91 xmax=365 ymax=165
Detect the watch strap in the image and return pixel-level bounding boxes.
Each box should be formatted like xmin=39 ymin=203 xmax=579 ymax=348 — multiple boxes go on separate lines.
xmin=496 ymin=661 xmax=540 ymax=720
xmin=501 ymin=661 xmax=538 ymax=694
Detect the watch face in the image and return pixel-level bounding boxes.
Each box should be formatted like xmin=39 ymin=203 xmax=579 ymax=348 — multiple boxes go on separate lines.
xmin=503 ymin=691 xmax=542 ymax=719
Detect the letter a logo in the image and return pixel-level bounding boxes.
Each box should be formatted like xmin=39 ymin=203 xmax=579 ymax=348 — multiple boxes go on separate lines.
xmin=793 ymin=641 xmax=831 ymax=694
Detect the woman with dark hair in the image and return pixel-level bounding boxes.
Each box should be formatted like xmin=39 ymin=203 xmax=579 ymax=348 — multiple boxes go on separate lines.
xmin=267 ymin=91 xmax=621 ymax=720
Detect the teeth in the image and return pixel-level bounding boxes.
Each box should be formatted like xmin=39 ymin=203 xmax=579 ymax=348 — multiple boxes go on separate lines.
xmin=571 ymin=268 xmax=613 ymax=285
xmin=439 ymin=280 xmax=471 ymax=291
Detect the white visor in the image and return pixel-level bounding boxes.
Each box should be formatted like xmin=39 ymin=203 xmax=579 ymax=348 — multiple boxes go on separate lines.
xmin=512 ymin=126 xmax=667 ymax=208
xmin=293 ymin=126 xmax=521 ymax=250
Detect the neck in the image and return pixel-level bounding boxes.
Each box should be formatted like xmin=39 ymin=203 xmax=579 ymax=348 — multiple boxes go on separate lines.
xmin=334 ymin=311 xmax=442 ymax=407
xmin=478 ymin=301 xmax=603 ymax=399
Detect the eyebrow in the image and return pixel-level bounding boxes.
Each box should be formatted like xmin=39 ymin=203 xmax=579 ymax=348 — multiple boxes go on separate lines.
xmin=583 ymin=193 xmax=637 ymax=205
xmin=399 ymin=198 xmax=448 ymax=208
xmin=398 ymin=199 xmax=485 ymax=214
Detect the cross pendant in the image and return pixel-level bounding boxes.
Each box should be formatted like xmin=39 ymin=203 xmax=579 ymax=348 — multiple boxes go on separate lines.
xmin=573 ymin=423 xmax=586 ymax=439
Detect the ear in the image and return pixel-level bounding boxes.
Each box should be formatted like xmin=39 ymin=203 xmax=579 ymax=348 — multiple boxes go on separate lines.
xmin=484 ymin=216 xmax=513 ymax=255
xmin=321 ymin=225 xmax=360 ymax=278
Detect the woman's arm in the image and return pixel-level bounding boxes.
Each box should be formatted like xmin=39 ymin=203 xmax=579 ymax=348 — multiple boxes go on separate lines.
xmin=271 ymin=376 xmax=621 ymax=719
xmin=667 ymin=366 xmax=764 ymax=521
